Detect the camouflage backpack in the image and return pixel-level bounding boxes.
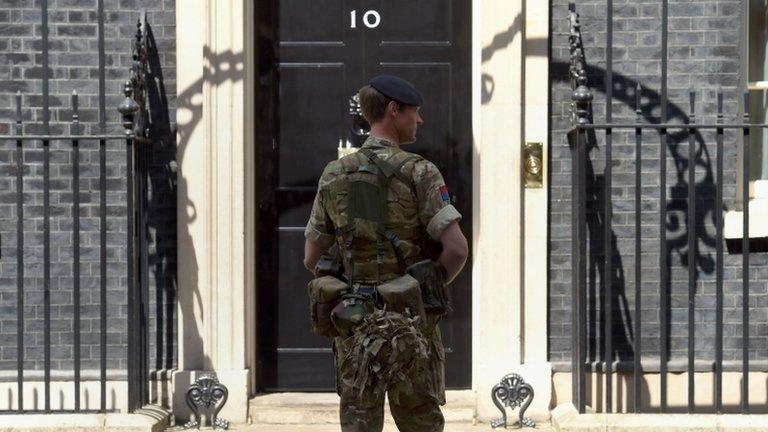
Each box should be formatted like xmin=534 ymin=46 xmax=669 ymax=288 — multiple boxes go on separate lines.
xmin=334 ymin=147 xmax=418 ymax=285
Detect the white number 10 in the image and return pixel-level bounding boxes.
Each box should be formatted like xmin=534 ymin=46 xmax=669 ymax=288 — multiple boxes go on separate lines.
xmin=350 ymin=10 xmax=381 ymax=29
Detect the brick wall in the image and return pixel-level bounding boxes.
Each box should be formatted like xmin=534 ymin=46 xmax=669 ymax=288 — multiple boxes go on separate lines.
xmin=0 ymin=0 xmax=176 ymax=376
xmin=548 ymin=1 xmax=768 ymax=368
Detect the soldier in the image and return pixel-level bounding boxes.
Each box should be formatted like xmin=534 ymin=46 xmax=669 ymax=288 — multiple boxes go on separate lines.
xmin=304 ymin=74 xmax=469 ymax=432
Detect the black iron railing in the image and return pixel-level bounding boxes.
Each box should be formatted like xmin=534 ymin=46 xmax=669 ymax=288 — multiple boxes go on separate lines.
xmin=568 ymin=1 xmax=768 ymax=414
xmin=0 ymin=1 xmax=152 ymax=414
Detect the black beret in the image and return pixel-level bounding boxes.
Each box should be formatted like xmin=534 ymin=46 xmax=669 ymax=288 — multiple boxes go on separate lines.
xmin=369 ymin=74 xmax=423 ymax=106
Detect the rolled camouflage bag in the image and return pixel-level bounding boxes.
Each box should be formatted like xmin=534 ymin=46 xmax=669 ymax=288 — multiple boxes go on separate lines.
xmin=338 ymin=309 xmax=431 ymax=404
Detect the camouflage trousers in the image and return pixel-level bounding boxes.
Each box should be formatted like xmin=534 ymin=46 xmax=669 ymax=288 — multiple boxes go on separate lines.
xmin=334 ymin=325 xmax=446 ymax=432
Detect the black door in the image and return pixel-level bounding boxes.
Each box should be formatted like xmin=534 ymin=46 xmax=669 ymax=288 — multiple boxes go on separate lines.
xmin=256 ymin=0 xmax=472 ymax=391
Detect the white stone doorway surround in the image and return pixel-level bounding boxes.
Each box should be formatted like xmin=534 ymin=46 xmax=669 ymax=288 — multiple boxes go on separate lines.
xmin=173 ymin=0 xmax=550 ymax=424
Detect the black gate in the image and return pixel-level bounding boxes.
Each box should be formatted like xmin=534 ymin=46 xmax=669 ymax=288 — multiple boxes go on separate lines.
xmin=568 ymin=1 xmax=768 ymax=414
xmin=0 ymin=3 xmax=160 ymax=413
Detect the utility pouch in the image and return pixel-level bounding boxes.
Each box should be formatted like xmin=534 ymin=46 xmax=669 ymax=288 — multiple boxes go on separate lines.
xmin=314 ymin=255 xmax=343 ymax=278
xmin=407 ymin=259 xmax=452 ymax=316
xmin=315 ymin=245 xmax=344 ymax=278
xmin=307 ymin=276 xmax=348 ymax=338
xmin=376 ymin=274 xmax=427 ymax=325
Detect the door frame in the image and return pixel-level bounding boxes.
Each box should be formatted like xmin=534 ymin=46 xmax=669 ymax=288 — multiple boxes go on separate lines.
xmin=246 ymin=0 xmax=552 ymax=417
xmin=173 ymin=0 xmax=546 ymax=421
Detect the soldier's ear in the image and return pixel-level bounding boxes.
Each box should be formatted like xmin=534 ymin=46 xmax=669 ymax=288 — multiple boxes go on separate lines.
xmin=387 ymin=100 xmax=400 ymax=117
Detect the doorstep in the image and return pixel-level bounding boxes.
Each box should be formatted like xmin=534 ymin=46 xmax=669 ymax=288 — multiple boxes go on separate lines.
xmin=248 ymin=391 xmax=476 ymax=425
xmin=0 ymin=405 xmax=170 ymax=432
xmin=552 ymin=403 xmax=768 ymax=432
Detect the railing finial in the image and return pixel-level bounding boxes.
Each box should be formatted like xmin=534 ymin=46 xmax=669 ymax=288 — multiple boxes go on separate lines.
xmin=568 ymin=5 xmax=592 ymax=126
xmin=118 ymin=81 xmax=139 ymax=137
xmin=71 ymin=90 xmax=80 ymax=135
xmin=118 ymin=12 xmax=149 ymax=141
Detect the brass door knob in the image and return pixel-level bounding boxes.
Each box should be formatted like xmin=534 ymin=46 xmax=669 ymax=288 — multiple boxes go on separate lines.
xmin=523 ymin=142 xmax=543 ymax=188
xmin=525 ymin=154 xmax=542 ymax=176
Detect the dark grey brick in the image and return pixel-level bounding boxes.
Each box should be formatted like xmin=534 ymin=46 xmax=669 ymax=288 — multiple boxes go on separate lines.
xmin=58 ymin=0 xmax=98 ymax=8
xmin=56 ymin=24 xmax=96 ymax=37
xmin=0 ymin=24 xmax=33 ymax=36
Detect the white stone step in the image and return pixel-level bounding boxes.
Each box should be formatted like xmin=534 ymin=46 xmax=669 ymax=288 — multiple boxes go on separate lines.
xmin=0 ymin=408 xmax=170 ymax=432
xmin=248 ymin=391 xmax=476 ymax=425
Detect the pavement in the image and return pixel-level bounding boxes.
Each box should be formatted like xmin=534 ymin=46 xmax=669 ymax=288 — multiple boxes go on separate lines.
xmin=164 ymin=391 xmax=555 ymax=431
xmin=168 ymin=423 xmax=555 ymax=431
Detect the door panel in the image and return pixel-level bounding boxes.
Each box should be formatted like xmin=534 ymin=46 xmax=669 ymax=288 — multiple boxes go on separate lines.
xmin=278 ymin=65 xmax=347 ymax=186
xmin=278 ymin=190 xmax=316 ymax=227
xmin=376 ymin=0 xmax=452 ymax=44
xmin=277 ymin=230 xmax=321 ymax=348
xmin=279 ymin=0 xmax=347 ymax=44
xmin=257 ymin=0 xmax=472 ymax=391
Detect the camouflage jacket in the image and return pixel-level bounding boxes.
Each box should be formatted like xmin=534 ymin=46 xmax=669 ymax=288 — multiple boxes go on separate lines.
xmin=305 ymin=136 xmax=461 ymax=283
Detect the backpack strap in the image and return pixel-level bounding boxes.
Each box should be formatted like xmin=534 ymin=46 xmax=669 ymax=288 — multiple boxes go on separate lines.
xmin=377 ymin=225 xmax=408 ymax=272
xmin=391 ymin=154 xmax=419 ymax=191
xmin=361 ymin=148 xmax=418 ymax=190
xmin=359 ymin=148 xmax=418 ymax=198
xmin=359 ymin=148 xmax=392 ymax=176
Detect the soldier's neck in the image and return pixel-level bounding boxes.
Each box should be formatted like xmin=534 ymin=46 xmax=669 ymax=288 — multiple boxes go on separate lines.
xmin=369 ymin=125 xmax=400 ymax=147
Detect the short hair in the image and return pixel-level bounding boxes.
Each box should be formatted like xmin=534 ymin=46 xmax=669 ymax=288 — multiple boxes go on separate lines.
xmin=357 ymin=85 xmax=402 ymax=123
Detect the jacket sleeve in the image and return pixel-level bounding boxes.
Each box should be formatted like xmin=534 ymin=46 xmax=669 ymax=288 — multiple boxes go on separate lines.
xmin=304 ymin=175 xmax=336 ymax=249
xmin=412 ymin=160 xmax=462 ymax=241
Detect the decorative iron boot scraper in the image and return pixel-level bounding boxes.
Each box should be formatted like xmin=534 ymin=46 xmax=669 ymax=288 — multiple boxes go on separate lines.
xmin=490 ymin=373 xmax=535 ymax=429
xmin=183 ymin=374 xmax=229 ymax=430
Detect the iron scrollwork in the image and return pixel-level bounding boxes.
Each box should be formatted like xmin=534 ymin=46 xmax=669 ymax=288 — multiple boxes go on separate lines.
xmin=490 ymin=373 xmax=535 ymax=429
xmin=183 ymin=374 xmax=230 ymax=430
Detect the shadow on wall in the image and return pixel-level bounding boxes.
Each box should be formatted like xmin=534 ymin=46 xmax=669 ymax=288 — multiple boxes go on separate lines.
xmin=480 ymin=13 xmax=523 ymax=105
xmin=173 ymin=36 xmax=245 ymax=392
xmin=142 ymin=22 xmax=178 ymax=407
xmin=552 ymin=55 xmax=721 ymax=363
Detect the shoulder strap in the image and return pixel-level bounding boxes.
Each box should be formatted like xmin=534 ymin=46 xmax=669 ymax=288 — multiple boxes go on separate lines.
xmin=392 ymin=154 xmax=419 ymax=197
xmin=359 ymin=148 xmax=393 ymax=177
xmin=360 ymin=148 xmax=418 ymax=193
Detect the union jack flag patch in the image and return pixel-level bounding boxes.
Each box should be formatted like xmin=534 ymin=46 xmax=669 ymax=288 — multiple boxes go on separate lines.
xmin=439 ymin=185 xmax=450 ymax=202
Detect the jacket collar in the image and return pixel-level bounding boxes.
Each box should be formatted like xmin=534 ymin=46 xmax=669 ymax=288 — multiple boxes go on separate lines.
xmin=361 ymin=135 xmax=398 ymax=149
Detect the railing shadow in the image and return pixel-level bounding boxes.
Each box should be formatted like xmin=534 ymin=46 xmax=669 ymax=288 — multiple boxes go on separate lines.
xmin=555 ymin=30 xmax=720 ymax=368
xmin=142 ymin=21 xmax=177 ymax=407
